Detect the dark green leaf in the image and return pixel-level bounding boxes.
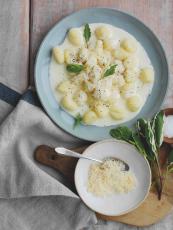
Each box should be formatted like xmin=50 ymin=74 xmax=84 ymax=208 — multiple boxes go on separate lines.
xmin=152 ymin=111 xmax=164 ymax=148
xmin=83 ymin=24 xmax=91 ymax=43
xmin=73 ymin=114 xmax=83 ymax=129
xmin=132 ymin=132 xmax=147 ymax=157
xmin=104 ymin=65 xmax=117 ymax=77
xmin=110 ymin=126 xmax=134 ymax=143
xmin=136 ymin=118 xmax=147 ymax=136
xmin=66 ymin=64 xmax=84 ymax=73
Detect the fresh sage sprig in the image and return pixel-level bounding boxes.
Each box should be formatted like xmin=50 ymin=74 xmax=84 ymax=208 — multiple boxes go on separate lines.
xmin=132 ymin=132 xmax=147 ymax=158
xmin=152 ymin=111 xmax=164 ymax=149
xmin=104 ymin=64 xmax=117 ymax=77
xmin=143 ymin=120 xmax=163 ymax=199
xmin=66 ymin=64 xmax=84 ymax=74
xmin=144 ymin=121 xmax=157 ymax=157
xmin=150 ymin=111 xmax=164 ymax=199
xmin=110 ymin=111 xmax=165 ymax=200
xmin=73 ymin=114 xmax=83 ymax=129
xmin=83 ymin=24 xmax=91 ymax=43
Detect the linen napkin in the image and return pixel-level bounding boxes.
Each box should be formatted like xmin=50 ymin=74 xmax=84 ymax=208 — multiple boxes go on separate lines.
xmin=0 ymin=82 xmax=172 ymax=230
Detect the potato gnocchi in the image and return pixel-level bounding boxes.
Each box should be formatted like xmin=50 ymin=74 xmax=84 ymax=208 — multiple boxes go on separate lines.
xmin=50 ymin=23 xmax=154 ymax=126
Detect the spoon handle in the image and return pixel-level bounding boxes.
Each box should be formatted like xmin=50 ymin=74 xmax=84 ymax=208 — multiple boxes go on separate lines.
xmin=55 ymin=147 xmax=102 ymax=163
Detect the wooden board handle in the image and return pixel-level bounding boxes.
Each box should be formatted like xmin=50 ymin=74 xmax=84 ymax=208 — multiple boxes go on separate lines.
xmin=34 ymin=143 xmax=171 ymax=183
xmin=35 ymin=145 xmax=79 ymax=184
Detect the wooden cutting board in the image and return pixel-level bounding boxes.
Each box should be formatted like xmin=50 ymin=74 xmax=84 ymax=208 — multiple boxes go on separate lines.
xmin=34 ymin=144 xmax=173 ymax=227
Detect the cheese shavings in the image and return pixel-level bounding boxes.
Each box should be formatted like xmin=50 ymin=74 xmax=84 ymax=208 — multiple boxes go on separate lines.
xmin=87 ymin=159 xmax=136 ymax=196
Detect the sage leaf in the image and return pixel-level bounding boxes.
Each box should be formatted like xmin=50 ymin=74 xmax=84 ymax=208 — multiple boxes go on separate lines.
xmin=66 ymin=64 xmax=84 ymax=73
xmin=136 ymin=119 xmax=156 ymax=160
xmin=136 ymin=118 xmax=147 ymax=137
xmin=144 ymin=121 xmax=157 ymax=159
xmin=152 ymin=111 xmax=164 ymax=148
xmin=132 ymin=132 xmax=147 ymax=157
xmin=104 ymin=65 xmax=117 ymax=77
xmin=84 ymin=24 xmax=91 ymax=43
xmin=73 ymin=114 xmax=83 ymax=129
xmin=139 ymin=119 xmax=163 ymax=199
xmin=110 ymin=126 xmax=134 ymax=144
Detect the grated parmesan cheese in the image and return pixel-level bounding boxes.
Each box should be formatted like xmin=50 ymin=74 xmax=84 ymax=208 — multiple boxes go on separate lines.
xmin=87 ymin=159 xmax=136 ymax=197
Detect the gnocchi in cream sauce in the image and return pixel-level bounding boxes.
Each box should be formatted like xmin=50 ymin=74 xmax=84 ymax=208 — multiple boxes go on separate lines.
xmin=49 ymin=23 xmax=154 ymax=126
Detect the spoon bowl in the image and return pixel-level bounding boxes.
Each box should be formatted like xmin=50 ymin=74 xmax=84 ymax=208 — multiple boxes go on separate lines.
xmin=103 ymin=157 xmax=130 ymax=171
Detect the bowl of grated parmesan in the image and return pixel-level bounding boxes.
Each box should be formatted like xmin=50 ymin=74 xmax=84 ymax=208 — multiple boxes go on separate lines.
xmin=87 ymin=159 xmax=136 ymax=197
xmin=74 ymin=139 xmax=151 ymax=216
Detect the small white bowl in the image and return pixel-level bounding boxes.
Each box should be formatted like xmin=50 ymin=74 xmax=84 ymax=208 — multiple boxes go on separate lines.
xmin=74 ymin=139 xmax=151 ymax=216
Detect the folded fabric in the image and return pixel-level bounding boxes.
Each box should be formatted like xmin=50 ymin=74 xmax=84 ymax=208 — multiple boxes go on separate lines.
xmin=0 ymin=83 xmax=172 ymax=230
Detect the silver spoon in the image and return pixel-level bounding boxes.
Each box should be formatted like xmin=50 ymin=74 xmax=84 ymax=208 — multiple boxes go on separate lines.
xmin=55 ymin=147 xmax=129 ymax=171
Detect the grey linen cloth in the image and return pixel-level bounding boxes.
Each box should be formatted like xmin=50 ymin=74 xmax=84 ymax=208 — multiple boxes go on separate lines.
xmin=0 ymin=84 xmax=172 ymax=230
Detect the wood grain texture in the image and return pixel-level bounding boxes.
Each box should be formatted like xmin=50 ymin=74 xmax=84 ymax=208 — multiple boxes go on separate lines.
xmin=0 ymin=0 xmax=29 ymax=92
xmin=30 ymin=0 xmax=173 ymax=107
xmin=34 ymin=144 xmax=173 ymax=227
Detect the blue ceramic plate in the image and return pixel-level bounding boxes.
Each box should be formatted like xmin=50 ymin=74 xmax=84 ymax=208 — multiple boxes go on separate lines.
xmin=35 ymin=8 xmax=169 ymax=141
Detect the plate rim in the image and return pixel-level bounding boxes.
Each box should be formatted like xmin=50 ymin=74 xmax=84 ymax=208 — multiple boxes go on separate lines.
xmin=34 ymin=7 xmax=170 ymax=141
xmin=74 ymin=139 xmax=152 ymax=216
